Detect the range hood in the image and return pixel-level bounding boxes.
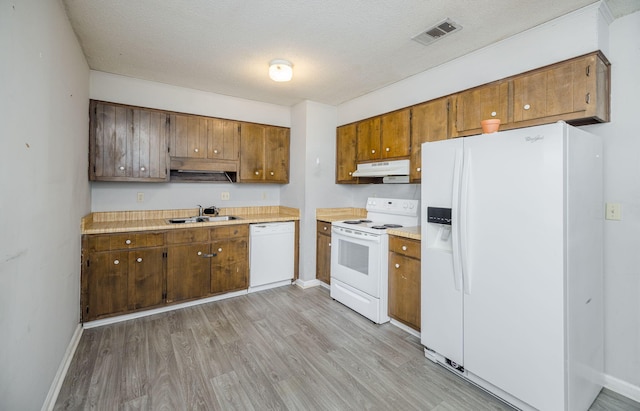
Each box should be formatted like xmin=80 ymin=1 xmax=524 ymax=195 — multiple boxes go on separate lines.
xmin=169 ymin=157 xmax=237 ymax=182
xmin=352 ymin=159 xmax=410 ymax=178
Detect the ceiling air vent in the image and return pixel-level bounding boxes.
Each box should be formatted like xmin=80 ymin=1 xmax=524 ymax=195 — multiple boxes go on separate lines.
xmin=412 ymin=18 xmax=462 ymax=46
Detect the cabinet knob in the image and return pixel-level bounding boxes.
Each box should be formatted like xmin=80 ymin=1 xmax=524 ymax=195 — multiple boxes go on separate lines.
xmin=323 ymin=226 xmax=327 ymax=231
xmin=523 ymin=104 xmax=531 ymax=110
xmin=213 ymin=149 xmax=219 ymax=154
xmin=385 ymin=147 xmax=390 ymax=152
xmin=417 ymin=167 xmax=421 ymax=172
xmin=348 ymin=172 xmax=353 ymax=176
xmin=119 ymin=166 xmax=125 ymax=171
xmin=255 ymin=171 xmax=260 ymax=175
xmin=395 ymin=263 xmax=400 ymax=269
xmin=217 ymin=248 xmax=222 ymax=252
xmin=140 ymin=166 xmax=146 ymax=171
xmin=136 ymin=257 xmax=142 ymax=263
xmin=270 ymin=171 xmax=275 ymax=176
xmin=125 ymin=239 xmax=132 ymax=245
xmin=197 ymin=251 xmax=202 ymax=256
xmin=113 ymin=259 xmax=120 ymax=265
xmin=491 ymin=111 xmax=497 ymax=117
xmin=194 ymin=148 xmax=199 ymax=153
xmin=402 ymin=245 xmax=407 ymax=251
xmin=328 ymin=243 xmax=331 ymax=247
xmin=371 ymin=149 xmax=376 ymax=154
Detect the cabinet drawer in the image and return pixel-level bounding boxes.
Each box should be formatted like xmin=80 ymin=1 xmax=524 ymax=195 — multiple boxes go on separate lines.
xmin=87 ymin=232 xmax=164 ymax=252
xmin=317 ymin=221 xmax=331 ymax=235
xmin=211 ymin=224 xmax=248 ymax=239
xmin=166 ymin=228 xmax=209 ymax=244
xmin=389 ymin=236 xmax=420 ymax=259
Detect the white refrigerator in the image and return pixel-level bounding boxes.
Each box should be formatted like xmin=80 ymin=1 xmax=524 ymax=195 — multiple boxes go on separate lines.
xmin=420 ymin=122 xmax=603 ymax=411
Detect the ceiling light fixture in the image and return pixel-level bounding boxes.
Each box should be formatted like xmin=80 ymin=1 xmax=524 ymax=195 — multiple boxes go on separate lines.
xmin=269 ymin=59 xmax=293 ymax=82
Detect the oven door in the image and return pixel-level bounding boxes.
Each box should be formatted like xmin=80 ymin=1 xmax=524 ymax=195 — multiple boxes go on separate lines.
xmin=331 ymin=226 xmax=384 ymax=298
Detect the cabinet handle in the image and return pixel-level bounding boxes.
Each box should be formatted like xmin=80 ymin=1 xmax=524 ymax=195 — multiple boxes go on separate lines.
xmin=197 ymin=251 xmax=202 ymax=256
xmin=202 ymin=253 xmax=216 ymax=258
xmin=255 ymin=171 xmax=260 ymax=175
xmin=523 ymin=104 xmax=531 ymax=110
xmin=491 ymin=111 xmax=497 ymax=117
xmin=125 ymin=239 xmax=132 ymax=245
xmin=140 ymin=167 xmax=146 ymax=171
xmin=586 ymin=93 xmax=591 ymax=104
xmin=213 ymin=149 xmax=219 ymax=154
xmin=136 ymin=257 xmax=143 ymax=263
xmin=119 ymin=166 xmax=125 ymax=171
xmin=270 ymin=171 xmax=275 ymax=176
xmin=395 ymin=263 xmax=400 ymax=269
xmin=586 ymin=65 xmax=591 ymax=77
xmin=385 ymin=147 xmax=390 ymax=152
xmin=402 ymin=245 xmax=407 ymax=251
xmin=371 ymin=149 xmax=376 ymax=154
xmin=113 ymin=259 xmax=120 ymax=265
xmin=194 ymin=148 xmax=199 ymax=153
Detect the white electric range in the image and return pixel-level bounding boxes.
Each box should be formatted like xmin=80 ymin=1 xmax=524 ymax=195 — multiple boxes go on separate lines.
xmin=330 ymin=197 xmax=419 ymax=323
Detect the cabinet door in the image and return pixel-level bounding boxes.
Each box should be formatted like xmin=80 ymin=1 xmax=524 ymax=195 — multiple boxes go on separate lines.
xmin=513 ymin=54 xmax=606 ymax=123
xmin=356 ymin=117 xmax=381 ymax=161
xmin=410 ymin=98 xmax=449 ymax=182
xmin=316 ymin=231 xmax=331 ymax=285
xmin=388 ymin=252 xmax=421 ymax=330
xmin=454 ymin=81 xmax=509 ymax=135
xmin=166 ymin=243 xmax=211 ymax=302
xmin=336 ymin=123 xmax=357 ymax=183
xmin=380 ymin=109 xmax=410 ymax=159
xmin=90 ymin=101 xmax=170 ymax=182
xmin=87 ymin=251 xmax=129 ymax=320
xmin=210 ymin=237 xmax=248 ymax=293
xmin=207 ymin=118 xmax=239 ymax=161
xmin=170 ymin=114 xmax=207 ymax=159
xmin=264 ymin=126 xmax=290 ymax=183
xmin=239 ymin=122 xmax=266 ymax=182
xmin=128 ymin=248 xmax=165 ymax=310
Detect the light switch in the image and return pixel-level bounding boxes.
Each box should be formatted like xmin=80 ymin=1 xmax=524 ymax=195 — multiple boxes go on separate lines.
xmin=136 ymin=192 xmax=144 ymax=203
xmin=605 ymin=203 xmax=621 ymax=220
xmin=221 ymin=192 xmax=230 ymax=200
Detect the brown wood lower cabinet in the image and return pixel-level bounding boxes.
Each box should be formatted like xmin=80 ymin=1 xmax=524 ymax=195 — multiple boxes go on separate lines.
xmin=82 ymin=231 xmax=166 ymax=321
xmin=316 ymin=220 xmax=332 ymax=284
xmin=82 ymin=224 xmax=250 ymax=322
xmin=388 ymin=235 xmax=421 ymax=331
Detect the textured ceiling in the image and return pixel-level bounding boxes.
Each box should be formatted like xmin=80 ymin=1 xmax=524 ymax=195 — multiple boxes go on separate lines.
xmin=62 ymin=0 xmax=639 ymax=107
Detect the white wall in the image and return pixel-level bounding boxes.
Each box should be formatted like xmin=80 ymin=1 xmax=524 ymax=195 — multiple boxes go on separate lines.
xmin=0 ymin=0 xmax=90 ymax=409
xmin=335 ymin=2 xmax=640 ymax=400
xmin=89 ymin=71 xmax=292 ymax=211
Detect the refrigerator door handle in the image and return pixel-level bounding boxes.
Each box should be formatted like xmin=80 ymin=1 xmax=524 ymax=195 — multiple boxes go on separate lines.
xmin=451 ymin=148 xmax=463 ymax=292
xmin=460 ymin=149 xmax=471 ymax=294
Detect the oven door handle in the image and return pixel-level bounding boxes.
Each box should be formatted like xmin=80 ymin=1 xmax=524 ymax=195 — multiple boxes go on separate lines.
xmin=331 ymin=227 xmax=381 ymax=243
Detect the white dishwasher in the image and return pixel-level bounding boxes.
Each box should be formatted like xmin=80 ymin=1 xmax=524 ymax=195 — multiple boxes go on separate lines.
xmin=249 ymin=222 xmax=295 ymax=291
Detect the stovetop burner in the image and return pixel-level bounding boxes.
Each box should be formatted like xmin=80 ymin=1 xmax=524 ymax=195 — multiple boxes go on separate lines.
xmin=370 ymin=223 xmax=403 ymax=230
xmin=343 ymin=219 xmax=372 ymax=224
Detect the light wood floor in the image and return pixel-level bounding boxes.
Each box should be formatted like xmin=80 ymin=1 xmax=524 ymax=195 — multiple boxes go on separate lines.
xmin=55 ymin=286 xmax=639 ymax=410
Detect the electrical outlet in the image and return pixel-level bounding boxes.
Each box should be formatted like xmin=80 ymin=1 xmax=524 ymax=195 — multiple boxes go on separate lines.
xmin=605 ymin=203 xmax=621 ymax=220
xmin=262 ymin=192 xmax=267 ymax=200
xmin=221 ymin=192 xmax=230 ymax=200
xmin=136 ymin=192 xmax=144 ymax=203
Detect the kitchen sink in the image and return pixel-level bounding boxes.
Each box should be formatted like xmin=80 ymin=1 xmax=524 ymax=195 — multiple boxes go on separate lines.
xmin=166 ymin=215 xmax=241 ymax=224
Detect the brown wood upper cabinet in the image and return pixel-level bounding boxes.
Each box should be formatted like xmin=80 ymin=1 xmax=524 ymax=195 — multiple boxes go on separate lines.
xmin=512 ymin=53 xmax=609 ymax=125
xmin=89 ymin=100 xmax=170 ymax=182
xmin=356 ymin=109 xmax=410 ymax=162
xmin=169 ymin=114 xmax=240 ymax=161
xmin=336 ymin=123 xmax=358 ymax=183
xmin=453 ymin=80 xmax=510 ymax=137
xmin=239 ymin=123 xmax=290 ymax=183
xmin=410 ymin=97 xmax=450 ymax=182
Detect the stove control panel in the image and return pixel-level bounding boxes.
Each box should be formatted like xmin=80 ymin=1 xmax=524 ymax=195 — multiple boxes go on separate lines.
xmin=366 ymin=197 xmax=419 ymax=216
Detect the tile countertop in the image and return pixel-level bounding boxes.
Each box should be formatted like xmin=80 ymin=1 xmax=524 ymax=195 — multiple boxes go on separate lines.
xmin=316 ymin=207 xmax=367 ymax=223
xmin=387 ymin=226 xmax=421 ymax=241
xmin=82 ymin=206 xmax=300 ymax=235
